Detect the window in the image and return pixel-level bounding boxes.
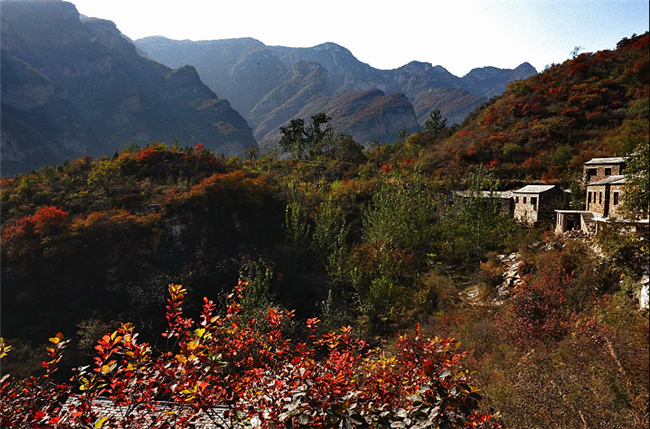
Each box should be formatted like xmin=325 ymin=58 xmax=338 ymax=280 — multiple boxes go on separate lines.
xmin=523 ymin=196 xmax=527 ymax=204
xmin=587 ymin=168 xmax=597 ymax=179
xmin=588 ymin=192 xmax=592 ymax=203
xmin=530 ymin=197 xmax=538 ymax=209
xmin=613 ymin=191 xmax=619 ymax=206
xmin=604 ymin=167 xmax=612 ymax=176
xmin=599 ymin=191 xmax=602 ymax=204
xmin=515 ymin=196 xmax=519 ymax=203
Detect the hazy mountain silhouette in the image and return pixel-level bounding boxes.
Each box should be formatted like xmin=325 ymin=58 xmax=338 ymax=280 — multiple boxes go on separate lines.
xmin=1 ymin=0 xmax=256 ymax=175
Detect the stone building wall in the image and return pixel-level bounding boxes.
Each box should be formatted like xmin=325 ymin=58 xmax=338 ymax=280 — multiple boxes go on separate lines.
xmin=586 ymin=185 xmax=608 ymax=216
xmin=584 ymin=163 xmax=625 ymax=183
xmin=513 ymin=193 xmax=539 ymax=223
xmin=608 ymin=184 xmax=625 ymax=218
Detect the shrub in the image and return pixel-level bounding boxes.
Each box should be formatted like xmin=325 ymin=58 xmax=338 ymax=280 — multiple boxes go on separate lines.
xmin=0 ymin=282 xmax=504 ymax=428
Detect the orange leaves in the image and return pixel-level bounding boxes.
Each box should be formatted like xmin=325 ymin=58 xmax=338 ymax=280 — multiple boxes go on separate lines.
xmin=1 ymin=206 xmax=69 ymax=260
xmin=485 ymin=160 xmax=500 ymax=169
xmin=306 ymin=317 xmax=321 ymax=332
xmin=522 ymin=157 xmax=542 ymax=171
xmin=137 ymin=148 xmax=157 ymax=163
xmin=379 ymin=163 xmax=393 ymax=173
xmin=265 ymin=308 xmax=284 ymax=328
xmin=1 ymin=281 xmax=501 ymax=428
xmin=2 ymin=206 xmax=68 ymax=241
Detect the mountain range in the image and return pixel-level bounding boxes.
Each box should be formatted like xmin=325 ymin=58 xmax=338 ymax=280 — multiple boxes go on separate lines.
xmin=1 ymin=0 xmax=256 ymax=176
xmin=136 ymin=36 xmax=537 ymax=146
xmin=1 ymin=0 xmax=536 ymax=175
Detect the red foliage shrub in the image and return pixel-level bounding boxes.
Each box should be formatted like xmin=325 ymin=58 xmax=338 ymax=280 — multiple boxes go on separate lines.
xmin=541 ymin=166 xmax=560 ymax=183
xmin=137 ymin=148 xmax=157 ymax=163
xmin=483 ymin=111 xmax=499 ymax=124
xmin=1 ymin=206 xmax=69 ymax=259
xmin=489 ymin=133 xmax=506 ymax=142
xmin=400 ymin=158 xmax=415 ymax=167
xmin=522 ymin=157 xmax=543 ymax=171
xmin=0 ymin=282 xmax=504 ymax=428
xmin=27 ymin=206 xmax=69 ymax=236
xmin=569 ymin=56 xmax=590 ymax=78
xmin=507 ymin=255 xmax=573 ymax=345
xmin=379 ymin=163 xmax=393 ymax=173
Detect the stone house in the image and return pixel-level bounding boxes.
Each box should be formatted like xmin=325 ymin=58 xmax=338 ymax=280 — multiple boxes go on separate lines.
xmin=586 ymin=175 xmax=626 ymax=218
xmin=512 ymin=185 xmax=564 ymax=224
xmin=556 ymin=157 xmax=648 ymax=234
xmin=583 ymin=157 xmax=626 ymax=183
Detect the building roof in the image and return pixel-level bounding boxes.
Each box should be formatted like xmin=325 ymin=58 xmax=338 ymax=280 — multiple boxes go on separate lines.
xmin=513 ymin=184 xmax=557 ymax=194
xmin=587 ymin=175 xmax=626 ymax=186
xmin=584 ymin=157 xmax=626 ymax=165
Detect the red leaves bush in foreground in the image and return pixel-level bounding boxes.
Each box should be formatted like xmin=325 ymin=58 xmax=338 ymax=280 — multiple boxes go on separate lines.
xmin=1 ymin=281 xmax=503 ymax=428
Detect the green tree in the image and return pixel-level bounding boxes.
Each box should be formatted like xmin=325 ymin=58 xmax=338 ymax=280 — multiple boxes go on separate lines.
xmin=243 ymin=145 xmax=260 ymax=162
xmin=398 ymin=126 xmax=408 ymax=142
xmin=424 ymin=109 xmax=448 ymax=140
xmin=279 ymin=113 xmax=332 ymax=159
xmin=363 ymin=172 xmax=437 ymax=255
xmin=621 ymin=136 xmax=649 ymax=219
xmin=305 ymin=113 xmax=332 ymax=147
xmin=279 ymin=118 xmax=308 ymax=159
xmin=439 ymin=168 xmax=517 ymax=267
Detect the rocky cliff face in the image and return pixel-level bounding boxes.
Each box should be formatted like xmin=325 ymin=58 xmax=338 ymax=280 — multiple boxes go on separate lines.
xmin=259 ymin=89 xmax=419 ymax=148
xmin=249 ymin=61 xmax=330 ymax=139
xmin=136 ymin=37 xmax=537 ymax=146
xmin=1 ymin=0 xmax=256 ymax=176
xmin=299 ymin=89 xmax=419 ymax=146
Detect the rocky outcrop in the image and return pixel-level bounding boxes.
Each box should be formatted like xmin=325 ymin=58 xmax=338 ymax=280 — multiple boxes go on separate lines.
xmin=249 ymin=61 xmax=330 ymax=138
xmin=260 ymin=89 xmax=419 ymax=148
xmin=497 ymin=252 xmax=523 ymax=300
xmin=1 ymin=0 xmax=256 ymax=176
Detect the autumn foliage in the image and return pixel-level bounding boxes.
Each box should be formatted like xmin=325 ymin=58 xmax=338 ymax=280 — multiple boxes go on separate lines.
xmin=426 ymin=33 xmax=649 ymax=184
xmin=0 ymin=281 xmax=503 ymax=428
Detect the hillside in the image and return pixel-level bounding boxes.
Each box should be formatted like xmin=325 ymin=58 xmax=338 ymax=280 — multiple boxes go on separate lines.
xmin=0 ymin=0 xmax=256 ymax=176
xmin=1 ymin=24 xmax=648 ymax=429
xmin=135 ymin=36 xmax=537 ymax=145
xmin=420 ymin=33 xmax=649 ymax=186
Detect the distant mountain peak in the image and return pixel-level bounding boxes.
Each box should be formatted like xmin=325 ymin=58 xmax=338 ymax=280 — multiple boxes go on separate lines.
xmin=313 ymin=42 xmax=347 ymax=50
xmin=134 ymin=36 xmax=538 ymax=142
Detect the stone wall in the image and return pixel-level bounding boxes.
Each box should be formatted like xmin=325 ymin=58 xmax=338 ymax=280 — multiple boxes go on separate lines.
xmin=586 ymin=185 xmax=608 ymax=216
xmin=514 ymin=190 xmax=563 ymax=223
xmin=584 ymin=163 xmax=624 ymax=183
xmin=608 ymin=184 xmax=625 ymax=218
xmin=513 ymin=193 xmax=539 ymax=223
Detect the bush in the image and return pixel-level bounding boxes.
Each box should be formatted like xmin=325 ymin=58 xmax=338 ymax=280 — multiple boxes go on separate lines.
xmin=0 ymin=282 xmax=504 ymax=429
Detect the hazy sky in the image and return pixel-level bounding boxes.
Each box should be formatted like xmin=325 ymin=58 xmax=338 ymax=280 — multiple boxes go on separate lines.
xmin=70 ymin=0 xmax=649 ymax=76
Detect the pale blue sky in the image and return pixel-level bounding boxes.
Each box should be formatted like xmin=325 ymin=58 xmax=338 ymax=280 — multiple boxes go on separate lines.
xmin=70 ymin=0 xmax=649 ymax=76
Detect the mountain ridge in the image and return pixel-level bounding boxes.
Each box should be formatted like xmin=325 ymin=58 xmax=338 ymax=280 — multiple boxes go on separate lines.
xmin=135 ymin=36 xmax=537 ymax=146
xmin=1 ymin=0 xmax=257 ymax=175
